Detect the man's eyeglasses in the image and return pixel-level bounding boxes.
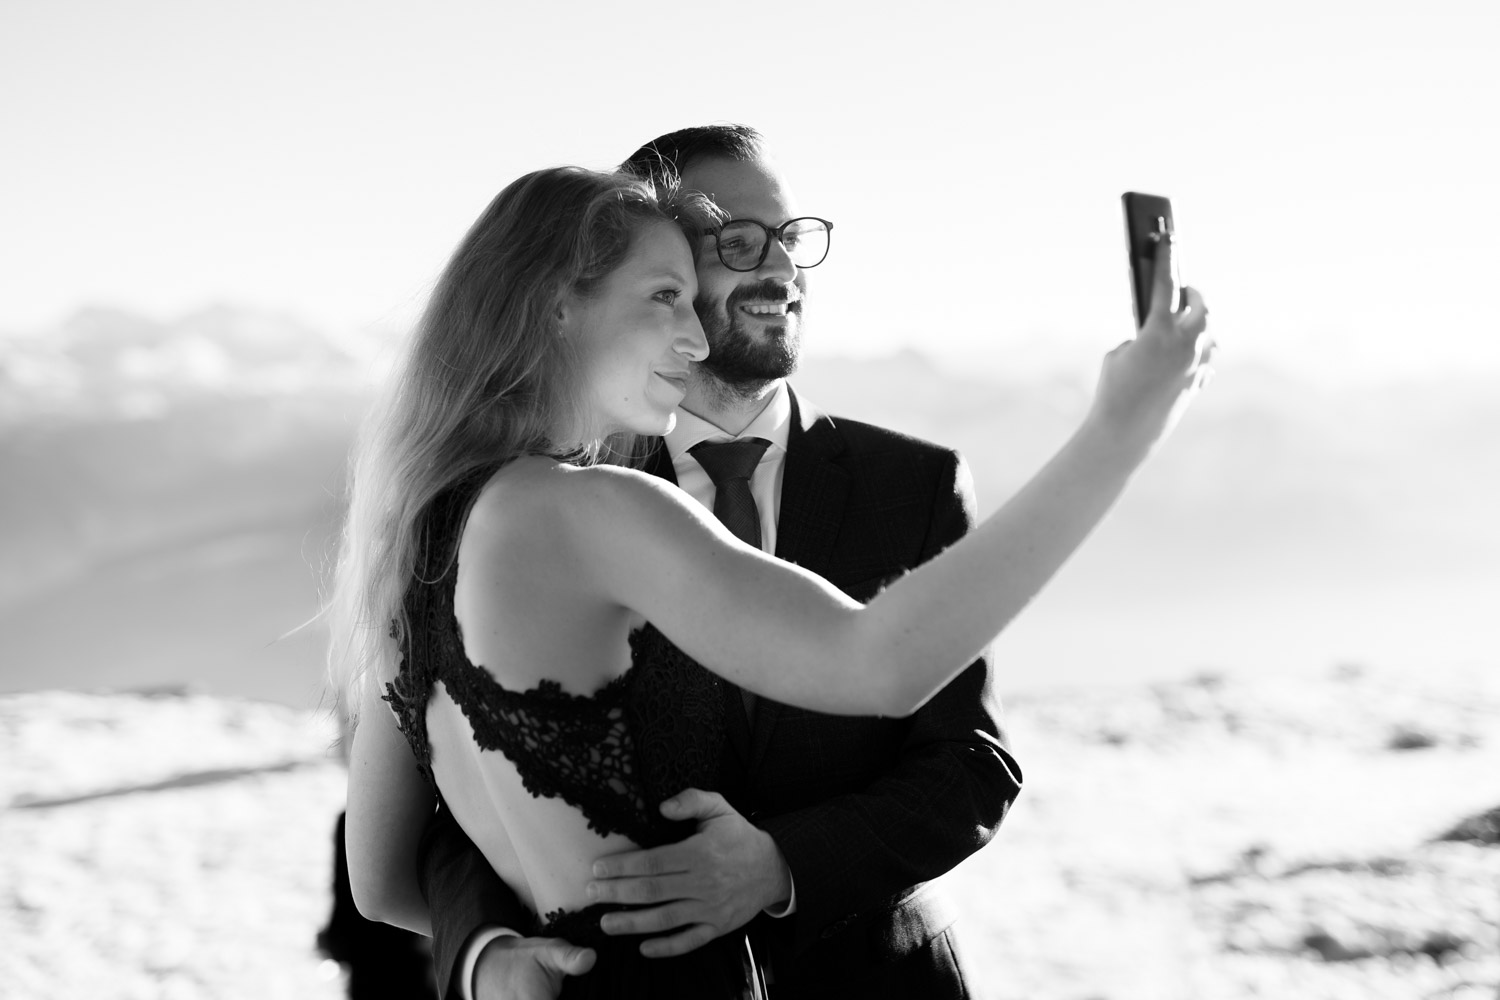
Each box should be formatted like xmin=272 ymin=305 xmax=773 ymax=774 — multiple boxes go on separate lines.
xmin=702 ymin=217 xmax=834 ymax=272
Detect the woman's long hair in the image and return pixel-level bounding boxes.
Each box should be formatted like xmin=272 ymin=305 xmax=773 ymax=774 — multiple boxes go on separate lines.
xmin=328 ymin=167 xmax=709 ymax=719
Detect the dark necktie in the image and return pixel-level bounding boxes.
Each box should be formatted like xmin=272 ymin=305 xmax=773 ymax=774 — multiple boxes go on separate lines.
xmin=689 ymin=436 xmax=773 ymax=729
xmin=690 ymin=437 xmax=772 ymax=550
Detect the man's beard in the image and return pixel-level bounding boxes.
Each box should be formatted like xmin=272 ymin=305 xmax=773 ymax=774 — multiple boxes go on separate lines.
xmin=693 ymin=278 xmax=802 ymax=396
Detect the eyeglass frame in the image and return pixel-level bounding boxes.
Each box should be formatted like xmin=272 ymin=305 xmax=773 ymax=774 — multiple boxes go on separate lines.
xmin=699 ymin=217 xmax=834 ymax=272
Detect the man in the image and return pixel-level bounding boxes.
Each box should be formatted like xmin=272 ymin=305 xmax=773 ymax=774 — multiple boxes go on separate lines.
xmin=420 ymin=124 xmax=1023 ymax=999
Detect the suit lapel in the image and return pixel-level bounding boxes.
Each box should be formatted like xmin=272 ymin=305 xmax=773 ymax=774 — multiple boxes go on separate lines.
xmin=752 ymin=387 xmax=851 ymax=769
xmin=774 ymin=390 xmax=850 ymax=574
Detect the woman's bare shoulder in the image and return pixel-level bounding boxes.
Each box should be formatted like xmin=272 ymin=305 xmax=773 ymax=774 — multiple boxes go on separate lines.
xmin=464 ymin=456 xmax=574 ymax=547
xmin=463 ymin=458 xmax=688 ymax=552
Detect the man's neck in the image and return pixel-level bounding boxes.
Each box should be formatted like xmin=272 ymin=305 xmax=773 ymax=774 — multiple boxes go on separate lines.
xmin=680 ymin=376 xmax=785 ymax=436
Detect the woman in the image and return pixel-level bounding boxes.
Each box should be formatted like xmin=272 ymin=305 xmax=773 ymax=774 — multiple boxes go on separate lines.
xmin=334 ymin=166 xmax=1210 ymax=998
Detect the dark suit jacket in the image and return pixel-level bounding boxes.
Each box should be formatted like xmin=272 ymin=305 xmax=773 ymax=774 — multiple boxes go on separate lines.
xmin=419 ymin=388 xmax=1023 ymax=998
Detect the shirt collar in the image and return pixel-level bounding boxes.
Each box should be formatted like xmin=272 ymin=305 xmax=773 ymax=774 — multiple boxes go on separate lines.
xmin=664 ymin=380 xmax=792 ymax=461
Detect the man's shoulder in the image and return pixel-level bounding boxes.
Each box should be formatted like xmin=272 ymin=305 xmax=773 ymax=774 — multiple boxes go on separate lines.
xmin=821 ymin=412 xmax=958 ymax=459
xmin=789 ymin=387 xmax=954 ymax=457
xmin=801 ymin=413 xmax=964 ymax=478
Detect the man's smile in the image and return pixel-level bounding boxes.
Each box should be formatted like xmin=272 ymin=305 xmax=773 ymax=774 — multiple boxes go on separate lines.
xmin=733 ymin=287 xmax=802 ymax=323
xmin=740 ymin=301 xmax=795 ymax=318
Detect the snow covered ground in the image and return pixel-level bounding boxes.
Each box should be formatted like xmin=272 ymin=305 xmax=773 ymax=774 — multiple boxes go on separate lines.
xmin=2 ymin=664 xmax=1496 ymax=1000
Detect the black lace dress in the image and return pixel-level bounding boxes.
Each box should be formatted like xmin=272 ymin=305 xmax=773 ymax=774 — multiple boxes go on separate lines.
xmin=382 ymin=471 xmax=767 ymax=1000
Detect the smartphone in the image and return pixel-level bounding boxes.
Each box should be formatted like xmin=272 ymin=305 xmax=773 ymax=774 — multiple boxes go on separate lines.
xmin=1122 ymin=192 xmax=1175 ymax=328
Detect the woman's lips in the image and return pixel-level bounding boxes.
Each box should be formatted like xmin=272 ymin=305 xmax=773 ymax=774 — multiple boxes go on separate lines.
xmin=655 ymin=372 xmax=688 ymax=392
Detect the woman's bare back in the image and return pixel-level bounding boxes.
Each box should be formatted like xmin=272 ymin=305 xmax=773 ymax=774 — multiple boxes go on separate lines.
xmin=389 ymin=457 xmax=731 ymax=925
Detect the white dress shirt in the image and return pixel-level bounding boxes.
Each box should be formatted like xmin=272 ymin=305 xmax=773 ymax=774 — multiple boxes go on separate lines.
xmin=663 ymin=380 xmax=793 ymax=555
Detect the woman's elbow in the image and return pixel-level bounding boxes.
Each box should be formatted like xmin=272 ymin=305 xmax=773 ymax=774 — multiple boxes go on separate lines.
xmin=350 ymin=871 xmax=430 ymax=936
xmin=825 ymin=630 xmax=924 ymax=717
xmin=345 ymin=829 xmax=408 ymax=926
xmin=864 ymin=666 xmax=928 ymax=718
xmin=863 ymin=641 xmax=954 ymax=717
xmin=883 ymin=686 xmax=934 ymax=718
xmin=348 ymin=861 xmax=398 ymax=924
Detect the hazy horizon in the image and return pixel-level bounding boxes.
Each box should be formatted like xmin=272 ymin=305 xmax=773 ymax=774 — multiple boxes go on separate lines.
xmin=2 ymin=305 xmax=1495 ymax=707
xmin=8 ymin=298 xmax=1500 ymax=394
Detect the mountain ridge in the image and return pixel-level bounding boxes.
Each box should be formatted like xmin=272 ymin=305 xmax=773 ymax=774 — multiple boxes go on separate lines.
xmin=2 ymin=306 xmax=1495 ymax=704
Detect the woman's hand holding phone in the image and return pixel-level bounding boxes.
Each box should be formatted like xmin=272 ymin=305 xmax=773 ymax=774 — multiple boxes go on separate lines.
xmin=1089 ymin=228 xmax=1215 ymax=458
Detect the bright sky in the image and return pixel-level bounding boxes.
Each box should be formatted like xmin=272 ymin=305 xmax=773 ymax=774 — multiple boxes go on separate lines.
xmin=3 ymin=0 xmax=1497 ymax=385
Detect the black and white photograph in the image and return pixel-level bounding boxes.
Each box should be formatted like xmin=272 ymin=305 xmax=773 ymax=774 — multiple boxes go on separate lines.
xmin=2 ymin=1 xmax=1496 ymax=997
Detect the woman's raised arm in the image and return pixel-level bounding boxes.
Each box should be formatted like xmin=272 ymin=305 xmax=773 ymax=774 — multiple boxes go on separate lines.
xmin=572 ymin=239 xmax=1212 ymax=717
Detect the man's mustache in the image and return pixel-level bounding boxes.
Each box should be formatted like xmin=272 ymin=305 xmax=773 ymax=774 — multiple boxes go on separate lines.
xmin=725 ymin=280 xmax=801 ymax=310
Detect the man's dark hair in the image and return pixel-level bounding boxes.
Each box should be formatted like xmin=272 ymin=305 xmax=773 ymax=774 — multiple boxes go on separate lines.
xmin=621 ymin=124 xmax=765 ymax=189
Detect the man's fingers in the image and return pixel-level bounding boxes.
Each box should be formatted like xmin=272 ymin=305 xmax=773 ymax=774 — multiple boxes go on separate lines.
xmin=475 ymin=936 xmax=595 ymax=999
xmin=659 ymin=787 xmax=729 ymax=821
xmin=539 ymin=941 xmax=596 ymax=976
xmin=593 ymin=843 xmax=688 ymax=879
xmin=638 ymin=924 xmax=720 ymax=959
xmin=599 ymin=903 xmax=695 ymax=937
xmin=589 ymin=872 xmax=694 ymax=905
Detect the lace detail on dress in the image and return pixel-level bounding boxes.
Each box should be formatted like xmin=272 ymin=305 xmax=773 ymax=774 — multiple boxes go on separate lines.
xmin=381 ymin=469 xmax=730 ymax=847
xmin=440 ymin=661 xmax=652 ymax=840
xmin=624 ymin=625 xmax=729 ymax=815
xmin=383 ymin=617 xmax=435 ymax=785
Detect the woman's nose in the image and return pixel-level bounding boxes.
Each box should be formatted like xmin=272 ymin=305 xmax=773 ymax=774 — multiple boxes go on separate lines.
xmin=675 ymin=311 xmax=709 ymax=362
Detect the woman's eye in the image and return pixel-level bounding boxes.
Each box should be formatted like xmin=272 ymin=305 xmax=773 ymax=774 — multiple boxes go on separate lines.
xmin=654 ymin=289 xmax=679 ymax=305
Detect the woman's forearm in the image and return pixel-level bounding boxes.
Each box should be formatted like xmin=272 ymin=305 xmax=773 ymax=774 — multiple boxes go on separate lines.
xmin=345 ymin=683 xmax=437 ymax=937
xmin=862 ymin=415 xmax=1148 ymax=714
xmin=849 ymin=275 xmax=1210 ymax=714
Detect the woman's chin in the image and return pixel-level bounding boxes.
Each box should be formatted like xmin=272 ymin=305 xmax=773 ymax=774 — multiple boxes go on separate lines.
xmin=628 ymin=409 xmax=677 ymax=438
xmin=602 ymin=410 xmax=675 ymax=440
